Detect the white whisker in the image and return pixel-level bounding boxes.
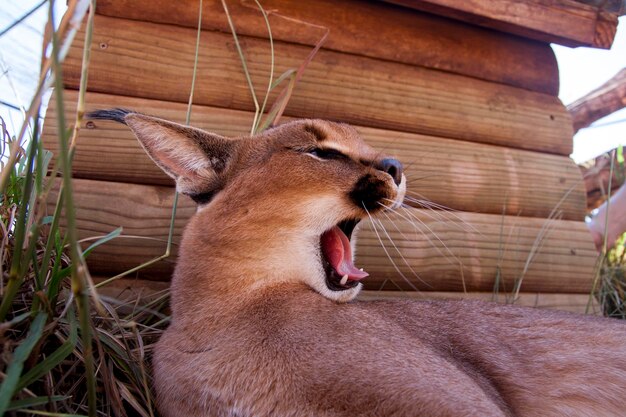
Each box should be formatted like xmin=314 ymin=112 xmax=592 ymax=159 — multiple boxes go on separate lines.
xmin=363 ymin=205 xmax=421 ymax=291
xmin=403 ymin=201 xmax=482 ymax=238
xmin=385 ymin=200 xmax=458 ymax=264
xmin=373 ymin=214 xmax=430 ymax=289
xmin=404 ymin=193 xmax=484 ymax=236
xmin=379 ymin=205 xmax=412 ymax=241
xmin=397 ymin=205 xmax=462 ymax=266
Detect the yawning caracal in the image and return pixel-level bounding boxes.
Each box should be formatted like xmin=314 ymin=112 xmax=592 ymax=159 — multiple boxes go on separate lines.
xmin=88 ymin=109 xmax=626 ymax=417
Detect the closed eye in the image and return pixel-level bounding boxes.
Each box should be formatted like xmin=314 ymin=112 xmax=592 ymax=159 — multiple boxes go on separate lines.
xmin=308 ymin=148 xmax=349 ymax=160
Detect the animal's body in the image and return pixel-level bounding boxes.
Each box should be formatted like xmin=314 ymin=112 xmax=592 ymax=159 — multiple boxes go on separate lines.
xmin=88 ymin=109 xmax=626 ymax=417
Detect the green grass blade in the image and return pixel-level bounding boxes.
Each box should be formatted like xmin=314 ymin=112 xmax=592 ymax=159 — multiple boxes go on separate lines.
xmin=16 ymin=411 xmax=87 ymax=417
xmin=2 ymin=312 xmax=31 ymax=329
xmin=5 ymin=396 xmax=69 ymax=412
xmin=0 ymin=117 xmax=40 ymax=321
xmin=47 ymin=232 xmax=69 ymax=304
xmin=41 ymin=186 xmax=65 ymax=295
xmin=0 ymin=312 xmax=48 ymax=415
xmin=270 ymin=69 xmax=296 ymax=90
xmin=221 ymin=0 xmax=260 ymax=134
xmin=257 ymin=72 xmax=296 ymax=132
xmin=82 ymin=227 xmax=122 ymax=258
xmin=185 ymin=0 xmax=202 ymax=125
xmin=49 ymin=1 xmax=97 ymax=414
xmin=17 ymin=306 xmax=78 ymax=391
xmin=251 ymin=0 xmax=274 ymax=134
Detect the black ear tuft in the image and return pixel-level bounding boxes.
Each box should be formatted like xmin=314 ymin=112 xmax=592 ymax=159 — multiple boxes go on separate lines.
xmin=86 ymin=108 xmax=134 ymax=125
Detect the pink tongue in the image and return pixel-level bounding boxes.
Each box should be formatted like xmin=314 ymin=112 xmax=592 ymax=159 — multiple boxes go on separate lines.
xmin=320 ymin=226 xmax=369 ymax=281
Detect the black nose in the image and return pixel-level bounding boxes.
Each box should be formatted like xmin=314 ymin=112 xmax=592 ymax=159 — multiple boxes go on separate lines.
xmin=376 ymin=158 xmax=403 ymax=186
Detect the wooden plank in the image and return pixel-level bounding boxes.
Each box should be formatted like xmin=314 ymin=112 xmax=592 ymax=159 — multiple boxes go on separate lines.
xmin=91 ymin=277 xmax=597 ymax=314
xmin=580 ymin=152 xmax=625 ymax=209
xmin=43 ymin=90 xmax=587 ymax=220
xmin=48 ymin=178 xmax=597 ymax=293
xmin=94 ymin=277 xmax=170 ymax=304
xmin=568 ymin=68 xmax=626 ymax=132
xmin=358 ymin=291 xmax=597 ymax=314
xmin=382 ymin=0 xmax=619 ymax=49
xmin=356 ymin=209 xmax=596 ymax=293
xmin=573 ymin=0 xmax=626 ymax=14
xmin=95 ymin=0 xmax=559 ymax=95
xmin=63 ymin=15 xmax=574 ymax=155
xmin=48 ymin=180 xmax=197 ymax=278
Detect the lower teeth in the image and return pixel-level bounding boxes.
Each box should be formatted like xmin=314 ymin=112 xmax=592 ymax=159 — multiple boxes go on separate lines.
xmin=340 ymin=274 xmax=349 ymax=286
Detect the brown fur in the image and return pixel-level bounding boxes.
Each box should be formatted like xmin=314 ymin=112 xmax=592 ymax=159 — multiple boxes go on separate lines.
xmin=91 ymin=110 xmax=626 ymax=417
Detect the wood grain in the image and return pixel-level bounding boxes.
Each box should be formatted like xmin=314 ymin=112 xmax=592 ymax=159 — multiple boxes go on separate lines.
xmin=95 ymin=0 xmax=559 ymax=95
xmin=573 ymin=0 xmax=626 ymax=14
xmin=382 ymin=0 xmax=619 ymax=49
xmin=358 ymin=291 xmax=597 ymax=314
xmin=62 ymin=15 xmax=574 ymax=155
xmin=580 ymin=153 xmax=625 ymax=209
xmin=48 ymin=178 xmax=597 ymax=293
xmin=92 ymin=277 xmax=597 ymax=314
xmin=43 ymin=90 xmax=587 ymax=220
xmin=356 ymin=210 xmax=596 ymax=292
xmin=568 ymin=68 xmax=626 ymax=132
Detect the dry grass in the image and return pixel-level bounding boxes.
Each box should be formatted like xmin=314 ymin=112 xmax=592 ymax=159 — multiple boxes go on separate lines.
xmin=0 ymin=1 xmax=168 ymax=415
xmin=596 ymin=233 xmax=626 ymax=318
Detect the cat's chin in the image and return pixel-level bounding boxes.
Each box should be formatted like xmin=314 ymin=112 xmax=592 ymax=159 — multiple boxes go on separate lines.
xmin=309 ymin=277 xmax=363 ymax=303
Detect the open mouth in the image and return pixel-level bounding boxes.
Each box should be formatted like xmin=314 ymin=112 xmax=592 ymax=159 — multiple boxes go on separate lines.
xmin=320 ymin=219 xmax=368 ymax=291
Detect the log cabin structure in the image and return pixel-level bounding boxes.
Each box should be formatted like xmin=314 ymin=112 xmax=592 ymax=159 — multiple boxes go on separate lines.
xmin=43 ymin=0 xmax=624 ymax=313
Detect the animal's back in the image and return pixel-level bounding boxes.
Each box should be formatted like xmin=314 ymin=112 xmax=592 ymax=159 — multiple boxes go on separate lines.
xmin=154 ymin=287 xmax=626 ymax=417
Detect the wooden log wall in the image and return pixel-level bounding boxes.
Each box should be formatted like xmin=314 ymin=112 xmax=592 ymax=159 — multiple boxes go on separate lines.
xmin=95 ymin=0 xmax=560 ymax=95
xmin=46 ymin=177 xmax=596 ymax=293
xmin=46 ymin=91 xmax=586 ymax=219
xmin=63 ymin=15 xmax=573 ymax=155
xmin=42 ymin=0 xmax=604 ymax=312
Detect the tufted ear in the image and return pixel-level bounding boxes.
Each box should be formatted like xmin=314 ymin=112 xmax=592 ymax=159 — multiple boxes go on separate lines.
xmin=87 ymin=109 xmax=238 ymax=203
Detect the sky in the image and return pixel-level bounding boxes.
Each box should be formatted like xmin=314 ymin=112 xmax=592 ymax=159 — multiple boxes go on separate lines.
xmin=0 ymin=3 xmax=625 ymax=163
xmin=0 ymin=1 xmax=64 ymax=136
xmin=554 ymin=16 xmax=626 ymax=163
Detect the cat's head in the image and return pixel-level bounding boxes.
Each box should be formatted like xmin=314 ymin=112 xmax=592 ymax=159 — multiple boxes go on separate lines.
xmin=87 ymin=109 xmax=405 ymax=302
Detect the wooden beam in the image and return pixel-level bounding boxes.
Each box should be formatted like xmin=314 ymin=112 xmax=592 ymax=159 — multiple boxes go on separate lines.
xmin=94 ymin=0 xmax=559 ymax=95
xmin=580 ymin=152 xmax=625 ymax=209
xmin=358 ymin=291 xmax=597 ymax=314
xmin=568 ymin=68 xmax=626 ymax=132
xmin=62 ymin=15 xmax=574 ymax=155
xmin=43 ymin=90 xmax=587 ymax=220
xmin=47 ymin=178 xmax=597 ymax=293
xmin=357 ymin=211 xmax=596 ymax=292
xmin=92 ymin=277 xmax=598 ymax=315
xmin=573 ymin=0 xmax=626 ymax=15
xmin=381 ymin=0 xmax=619 ymax=49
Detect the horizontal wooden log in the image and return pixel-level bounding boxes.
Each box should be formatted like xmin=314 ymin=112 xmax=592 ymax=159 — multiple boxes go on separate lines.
xmin=358 ymin=291 xmax=597 ymax=314
xmin=573 ymin=0 xmax=626 ymax=14
xmin=48 ymin=178 xmax=597 ymax=293
xmin=95 ymin=0 xmax=559 ymax=95
xmin=357 ymin=212 xmax=596 ymax=292
xmin=580 ymin=152 xmax=625 ymax=209
xmin=92 ymin=277 xmax=597 ymax=314
xmin=568 ymin=68 xmax=626 ymax=132
xmin=382 ymin=0 xmax=619 ymax=49
xmin=43 ymin=90 xmax=587 ymax=220
xmin=63 ymin=15 xmax=573 ymax=155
